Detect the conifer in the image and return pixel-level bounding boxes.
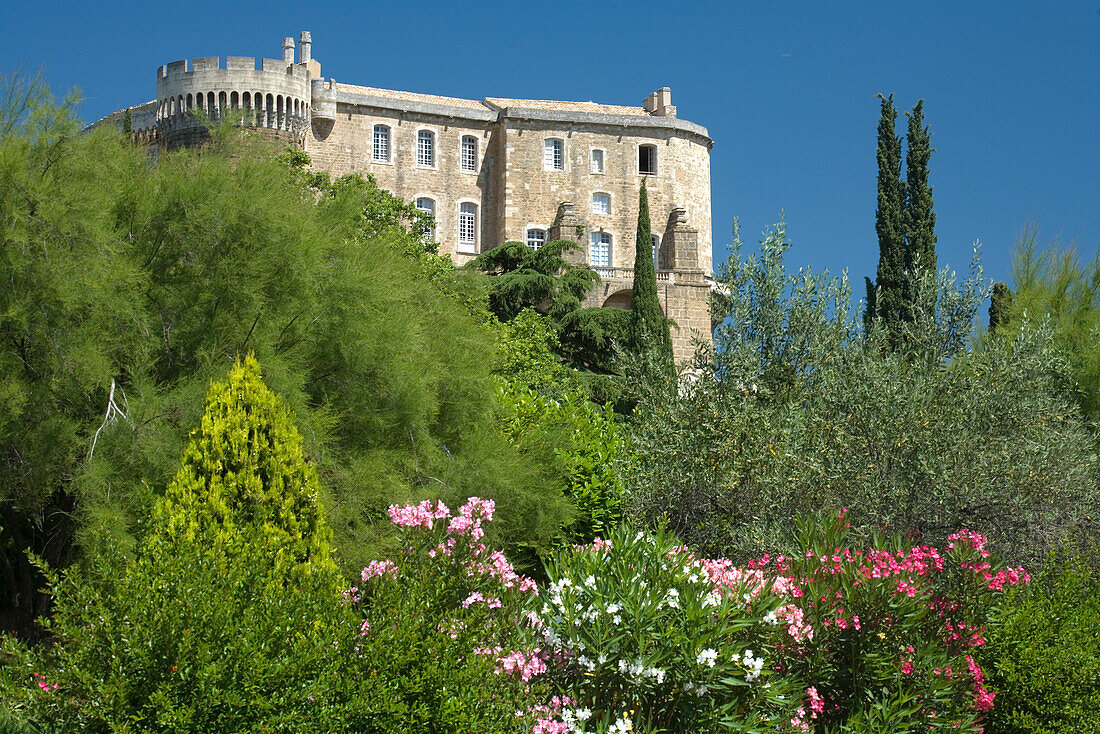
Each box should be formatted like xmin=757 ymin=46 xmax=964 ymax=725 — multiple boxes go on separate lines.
xmin=905 ymin=99 xmax=937 ymax=282
xmin=988 ymin=281 xmax=1013 ymax=334
xmin=630 ymin=180 xmax=673 ymax=368
xmin=870 ymin=93 xmax=908 ymax=336
xmin=151 ymin=354 xmax=335 ymax=576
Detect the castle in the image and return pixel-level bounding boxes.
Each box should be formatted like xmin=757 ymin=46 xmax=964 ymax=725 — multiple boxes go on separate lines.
xmin=101 ymin=32 xmax=715 ymax=361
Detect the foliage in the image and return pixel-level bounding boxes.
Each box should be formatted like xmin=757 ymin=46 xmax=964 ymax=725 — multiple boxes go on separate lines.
xmin=1 ymin=361 xmax=349 ymax=732
xmin=758 ymin=511 xmax=1026 ymax=733
xmin=470 ymin=239 xmax=599 ymax=321
xmin=979 ymin=544 xmax=1100 ymax=734
xmin=1002 ymin=226 xmax=1100 ymax=421
xmin=498 ymin=385 xmax=625 ymax=543
xmin=987 ymin=281 xmax=1013 ymax=334
xmin=0 ymin=94 xmax=571 ymax=632
xmin=534 ymin=523 xmax=803 ymax=734
xmin=558 ymin=307 xmax=632 ymax=374
xmin=866 ymin=95 xmax=939 ymax=349
xmin=150 ymin=355 xmax=335 ymax=576
xmin=492 ymin=310 xmax=626 ymax=543
xmin=626 ymin=223 xmax=1097 ymax=567
xmin=350 ymin=497 xmax=550 ymax=734
xmin=867 ymin=93 xmax=907 ymax=336
xmin=904 ymin=99 xmax=937 ymax=283
xmin=629 ymin=182 xmax=673 ymax=373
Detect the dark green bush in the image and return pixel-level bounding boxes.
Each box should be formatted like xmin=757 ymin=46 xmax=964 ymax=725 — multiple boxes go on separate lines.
xmin=981 ymin=547 xmax=1100 ymax=734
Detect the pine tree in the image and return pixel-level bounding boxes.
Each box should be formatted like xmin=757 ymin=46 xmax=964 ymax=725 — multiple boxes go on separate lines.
xmin=905 ymin=99 xmax=937 ymax=283
xmin=870 ymin=93 xmax=908 ymax=337
xmin=629 ymin=180 xmax=673 ymax=368
xmin=150 ymin=354 xmax=335 ymax=576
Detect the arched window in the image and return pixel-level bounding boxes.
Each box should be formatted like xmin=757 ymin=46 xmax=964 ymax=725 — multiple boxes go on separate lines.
xmin=639 ymin=144 xmax=658 ymax=175
xmin=590 ymin=148 xmax=605 ymax=174
xmin=589 ymin=232 xmax=611 ymax=268
xmin=651 ymin=233 xmax=661 ymax=268
xmin=207 ymin=92 xmax=215 ymax=117
xmin=218 ymin=92 xmax=227 ymax=117
xmin=231 ymin=91 xmax=239 ymax=108
xmin=243 ymin=91 xmax=251 ymax=109
xmin=373 ymin=125 xmax=391 ymax=162
xmin=526 ymin=229 xmax=546 ymax=250
xmin=543 ymin=138 xmax=564 ymax=171
xmin=186 ymin=93 xmax=193 ymax=110
xmin=591 ymin=192 xmax=611 ymax=215
xmin=458 ymin=202 xmax=477 ymax=252
xmin=461 ymin=135 xmax=478 ymax=172
xmin=417 ymin=130 xmax=436 ymax=167
xmin=415 ymin=197 xmax=436 ymax=239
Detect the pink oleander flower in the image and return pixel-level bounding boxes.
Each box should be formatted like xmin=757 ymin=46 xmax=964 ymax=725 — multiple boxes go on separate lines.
xmin=361 ymin=559 xmax=399 ymax=581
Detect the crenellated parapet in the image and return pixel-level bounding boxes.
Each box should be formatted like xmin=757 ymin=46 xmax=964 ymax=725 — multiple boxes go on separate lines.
xmin=154 ymin=32 xmax=317 ymax=149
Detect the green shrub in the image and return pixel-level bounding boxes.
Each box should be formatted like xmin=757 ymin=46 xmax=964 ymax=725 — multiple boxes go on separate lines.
xmin=980 ymin=546 xmax=1100 ymax=734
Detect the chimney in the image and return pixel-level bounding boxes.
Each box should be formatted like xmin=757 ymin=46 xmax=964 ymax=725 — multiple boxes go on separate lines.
xmin=299 ymin=31 xmax=312 ymax=64
xmin=643 ymin=91 xmax=658 ymax=114
xmin=654 ymin=87 xmax=675 ymax=117
xmin=282 ymin=36 xmax=295 ymax=65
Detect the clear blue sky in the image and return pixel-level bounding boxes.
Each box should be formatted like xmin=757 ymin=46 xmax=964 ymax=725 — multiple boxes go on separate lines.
xmin=3 ymin=0 xmax=1098 ymax=306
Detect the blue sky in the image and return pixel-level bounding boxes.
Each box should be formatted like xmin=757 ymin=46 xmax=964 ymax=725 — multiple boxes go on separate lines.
xmin=3 ymin=0 xmax=1098 ymax=307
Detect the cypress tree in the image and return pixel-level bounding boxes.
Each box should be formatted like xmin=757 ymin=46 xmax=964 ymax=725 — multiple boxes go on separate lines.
xmin=905 ymin=99 xmax=937 ymax=283
xmin=870 ymin=93 xmax=908 ymax=337
xmin=988 ymin=281 xmax=1013 ymax=334
xmin=630 ymin=180 xmax=673 ymax=366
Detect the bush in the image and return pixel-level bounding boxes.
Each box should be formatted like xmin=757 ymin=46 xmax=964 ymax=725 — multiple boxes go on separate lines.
xmin=980 ymin=546 xmax=1100 ymax=734
xmin=755 ymin=510 xmax=1028 ymax=732
xmin=534 ymin=523 xmax=804 ymax=733
xmin=348 ymin=497 xmax=550 ymax=734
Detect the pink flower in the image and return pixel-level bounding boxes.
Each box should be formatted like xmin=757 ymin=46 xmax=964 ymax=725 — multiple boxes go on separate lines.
xmin=361 ymin=559 xmax=399 ymax=581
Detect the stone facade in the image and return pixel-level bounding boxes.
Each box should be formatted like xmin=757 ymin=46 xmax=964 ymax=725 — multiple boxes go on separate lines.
xmin=97 ymin=32 xmax=716 ymax=362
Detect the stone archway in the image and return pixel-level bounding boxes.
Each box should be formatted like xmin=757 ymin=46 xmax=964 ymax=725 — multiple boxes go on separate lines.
xmin=602 ymin=289 xmax=633 ymax=310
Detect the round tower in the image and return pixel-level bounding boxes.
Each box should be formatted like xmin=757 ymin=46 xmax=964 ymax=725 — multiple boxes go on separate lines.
xmin=155 ymin=33 xmax=315 ymax=150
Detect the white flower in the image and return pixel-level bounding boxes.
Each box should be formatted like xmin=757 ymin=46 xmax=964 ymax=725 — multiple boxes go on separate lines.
xmin=703 ymin=591 xmax=722 ymax=608
xmin=763 ymin=610 xmax=779 ymax=626
xmin=584 ymin=574 xmax=596 ymax=587
xmin=575 ymin=707 xmax=592 ymax=722
xmin=696 ymin=648 xmax=718 ymax=667
xmin=607 ymin=603 xmax=621 ymax=615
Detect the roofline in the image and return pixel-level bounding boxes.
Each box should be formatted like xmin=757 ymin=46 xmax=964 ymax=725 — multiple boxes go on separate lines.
xmin=328 ymin=89 xmax=713 ymax=148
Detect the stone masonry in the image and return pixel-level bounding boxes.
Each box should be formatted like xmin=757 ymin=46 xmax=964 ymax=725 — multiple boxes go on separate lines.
xmin=96 ymin=32 xmax=716 ymax=363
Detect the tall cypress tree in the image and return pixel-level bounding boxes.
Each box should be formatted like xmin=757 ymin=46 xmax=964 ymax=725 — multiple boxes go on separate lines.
xmin=870 ymin=93 xmax=907 ymax=336
xmin=905 ymin=99 xmax=937 ymax=284
xmin=630 ymin=180 xmax=673 ymax=367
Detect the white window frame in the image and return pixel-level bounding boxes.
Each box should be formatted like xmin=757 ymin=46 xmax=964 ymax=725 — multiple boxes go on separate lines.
xmin=543 ymin=137 xmax=565 ymax=171
xmin=638 ymin=143 xmax=658 ymax=176
xmin=372 ymin=123 xmax=392 ymax=163
xmin=589 ymin=231 xmax=612 ymax=268
xmin=416 ymin=128 xmax=437 ymax=169
xmin=460 ymin=135 xmax=478 ymax=173
xmin=415 ymin=196 xmax=436 ymax=239
xmin=590 ymin=148 xmax=605 ymax=174
xmin=591 ymin=192 xmax=611 ymax=216
xmin=526 ymin=228 xmax=547 ymax=250
xmin=458 ymin=201 xmax=478 ymax=253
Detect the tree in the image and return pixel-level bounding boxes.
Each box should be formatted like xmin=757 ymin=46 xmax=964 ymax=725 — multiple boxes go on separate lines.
xmin=988 ymin=281 xmax=1013 ymax=334
xmin=629 ymin=180 xmax=673 ymax=370
xmin=865 ymin=96 xmax=939 ymax=350
xmin=0 ymin=96 xmax=574 ymax=634
xmin=469 ymin=239 xmax=598 ymax=321
xmin=905 ymin=99 xmax=937 ymax=284
xmin=867 ymin=93 xmax=907 ymax=336
xmin=150 ymin=354 xmax=335 ymax=577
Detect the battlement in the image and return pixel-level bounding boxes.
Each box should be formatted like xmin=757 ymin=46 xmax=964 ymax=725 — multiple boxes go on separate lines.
xmin=157 ymin=56 xmax=311 ymax=80
xmin=154 ymin=33 xmax=317 ymax=149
